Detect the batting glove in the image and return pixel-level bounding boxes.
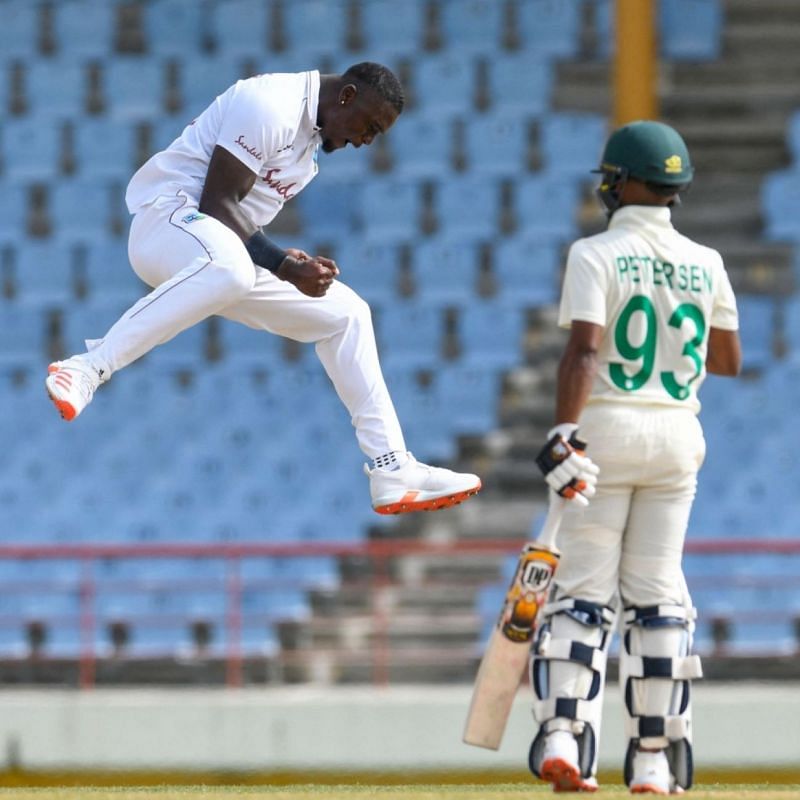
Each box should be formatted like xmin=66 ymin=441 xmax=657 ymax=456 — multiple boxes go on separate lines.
xmin=535 ymin=424 xmax=599 ymax=507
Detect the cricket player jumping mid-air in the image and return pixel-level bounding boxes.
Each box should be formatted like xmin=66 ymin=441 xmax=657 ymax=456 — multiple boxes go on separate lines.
xmin=530 ymin=121 xmax=741 ymax=794
xmin=46 ymin=62 xmax=481 ymax=515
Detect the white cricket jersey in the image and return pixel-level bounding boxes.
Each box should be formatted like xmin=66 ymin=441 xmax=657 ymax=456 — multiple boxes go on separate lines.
xmin=126 ymin=71 xmax=321 ymax=226
xmin=558 ymin=205 xmax=739 ymax=413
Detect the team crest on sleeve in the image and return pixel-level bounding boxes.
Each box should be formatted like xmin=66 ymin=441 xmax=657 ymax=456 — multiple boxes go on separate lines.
xmin=182 ymin=211 xmax=207 ymax=224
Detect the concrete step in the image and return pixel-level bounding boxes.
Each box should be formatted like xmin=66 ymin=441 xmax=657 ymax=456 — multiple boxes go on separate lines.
xmin=726 ymin=0 xmax=800 ymax=23
xmin=724 ymin=22 xmax=800 ymax=57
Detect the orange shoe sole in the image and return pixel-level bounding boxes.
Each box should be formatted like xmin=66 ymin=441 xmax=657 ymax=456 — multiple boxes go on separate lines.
xmin=541 ymin=757 xmax=598 ymax=793
xmin=373 ymin=482 xmax=481 ymax=515
xmin=46 ymin=364 xmax=78 ymax=421
xmin=631 ymin=784 xmax=669 ymax=795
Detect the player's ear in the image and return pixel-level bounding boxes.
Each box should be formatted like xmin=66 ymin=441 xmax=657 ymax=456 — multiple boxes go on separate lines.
xmin=338 ymin=83 xmax=358 ymax=106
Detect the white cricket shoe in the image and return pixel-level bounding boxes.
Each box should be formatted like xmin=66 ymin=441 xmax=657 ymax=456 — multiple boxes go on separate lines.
xmin=539 ymin=730 xmax=598 ymax=793
xmin=46 ymin=358 xmax=103 ymax=421
xmin=364 ymin=452 xmax=481 ymax=514
xmin=630 ymin=749 xmax=671 ymax=795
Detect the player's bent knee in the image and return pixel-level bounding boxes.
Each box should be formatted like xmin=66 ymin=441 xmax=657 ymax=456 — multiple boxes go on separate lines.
xmin=620 ymin=604 xmax=702 ymax=791
xmin=529 ymin=597 xmax=617 ymax=780
xmin=209 ymin=259 xmax=257 ymax=303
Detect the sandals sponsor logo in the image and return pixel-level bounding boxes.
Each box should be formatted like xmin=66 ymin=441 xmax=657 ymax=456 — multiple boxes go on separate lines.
xmin=235 ymin=134 xmax=263 ymax=160
xmin=261 ymin=167 xmax=297 ymax=199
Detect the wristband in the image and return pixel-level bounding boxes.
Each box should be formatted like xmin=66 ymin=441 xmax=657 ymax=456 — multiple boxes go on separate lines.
xmin=547 ymin=422 xmax=579 ymax=442
xmin=244 ymin=230 xmax=287 ymax=273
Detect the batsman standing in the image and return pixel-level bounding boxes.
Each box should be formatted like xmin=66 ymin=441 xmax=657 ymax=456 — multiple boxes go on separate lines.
xmin=45 ymin=62 xmax=481 ymax=515
xmin=530 ymin=121 xmax=741 ymax=794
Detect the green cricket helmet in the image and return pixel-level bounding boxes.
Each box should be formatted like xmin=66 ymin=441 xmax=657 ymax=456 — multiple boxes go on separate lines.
xmin=595 ymin=120 xmax=694 ymax=214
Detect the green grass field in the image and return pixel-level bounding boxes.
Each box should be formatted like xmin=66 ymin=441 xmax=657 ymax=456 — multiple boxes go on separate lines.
xmin=0 ymin=785 xmax=799 ymax=800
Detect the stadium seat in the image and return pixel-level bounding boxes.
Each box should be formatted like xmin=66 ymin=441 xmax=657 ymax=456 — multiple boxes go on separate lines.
xmin=436 ymin=362 xmax=501 ymax=435
xmin=439 ymin=0 xmax=505 ymax=54
xmin=539 ymin=112 xmax=607 ymax=176
xmin=359 ymin=177 xmax=423 ymax=243
xmin=75 ymin=239 xmax=146 ymax=305
xmin=24 ymin=59 xmax=87 ymax=118
xmin=457 ymin=300 xmax=526 ymax=369
xmin=208 ymin=0 xmax=274 ymax=55
xmin=0 ymin=1 xmax=39 ymax=59
xmin=282 ymin=0 xmax=348 ymax=58
xmin=52 ymin=0 xmax=116 ymax=59
xmin=215 ymin=317 xmax=285 ymax=368
xmin=385 ymin=112 xmax=457 ymax=178
xmin=175 ymin=55 xmax=248 ymax=119
xmin=0 ymin=305 xmax=49 ymax=367
xmin=516 ymin=0 xmax=581 ymax=57
xmin=49 ymin=179 xmax=119 ymax=244
xmin=513 ymin=174 xmax=582 ymax=241
xmin=434 ymin=174 xmax=502 ymax=241
xmin=486 ymin=52 xmax=553 ymax=115
xmin=736 ymin=295 xmax=776 ymax=370
xmin=332 ymin=240 xmax=402 ymax=308
xmin=144 ymin=0 xmax=205 ymax=56
xmin=491 ymin=235 xmax=561 ymax=307
xmin=359 ymin=0 xmax=425 ymax=55
xmin=378 ymin=303 xmax=444 ymax=369
xmin=2 ymin=118 xmax=63 ymax=180
xmin=294 ymin=177 xmax=361 ymax=242
xmin=11 ymin=240 xmax=77 ymax=308
xmin=411 ymin=238 xmax=481 ymax=308
xmin=413 ymin=53 xmax=478 ymax=115
xmin=761 ymin=168 xmax=800 ymax=243
xmin=464 ymin=113 xmax=532 ymax=177
xmin=73 ymin=118 xmax=138 ymax=180
xmin=102 ymin=57 xmax=166 ymax=121
xmin=659 ymin=0 xmax=723 ymax=61
xmin=0 ymin=180 xmax=30 ymax=244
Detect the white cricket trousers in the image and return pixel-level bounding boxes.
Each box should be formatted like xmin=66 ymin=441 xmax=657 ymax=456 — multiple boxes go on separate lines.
xmin=82 ymin=191 xmax=406 ymax=459
xmin=553 ymin=402 xmax=706 ymax=609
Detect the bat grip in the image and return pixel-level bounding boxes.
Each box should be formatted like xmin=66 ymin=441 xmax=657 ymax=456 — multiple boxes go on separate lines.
xmin=536 ymin=492 xmax=567 ymax=550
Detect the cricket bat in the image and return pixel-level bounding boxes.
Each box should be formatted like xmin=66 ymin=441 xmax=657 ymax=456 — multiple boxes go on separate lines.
xmin=463 ymin=493 xmax=566 ymax=750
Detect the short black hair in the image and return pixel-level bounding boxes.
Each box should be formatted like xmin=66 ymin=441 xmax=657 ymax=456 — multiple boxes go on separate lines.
xmin=343 ymin=62 xmax=404 ymax=114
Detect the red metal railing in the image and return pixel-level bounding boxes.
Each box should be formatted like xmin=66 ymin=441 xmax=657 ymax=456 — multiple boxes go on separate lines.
xmin=0 ymin=538 xmax=798 ymax=688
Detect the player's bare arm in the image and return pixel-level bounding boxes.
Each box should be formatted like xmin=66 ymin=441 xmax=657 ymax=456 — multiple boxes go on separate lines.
xmin=199 ymin=145 xmax=336 ymax=298
xmin=706 ymin=326 xmax=742 ymax=376
xmin=555 ymin=320 xmax=604 ymax=424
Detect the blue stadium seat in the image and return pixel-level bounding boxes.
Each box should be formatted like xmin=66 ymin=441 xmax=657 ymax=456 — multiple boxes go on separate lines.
xmin=332 ymin=240 xmax=402 ymax=308
xmin=464 ymin=113 xmax=531 ymax=177
xmin=435 ymin=175 xmax=502 ymax=241
xmin=0 ymin=1 xmax=39 ymax=59
xmin=413 ymin=53 xmax=477 ymax=115
xmin=77 ymin=239 xmax=146 ymax=305
xmin=378 ymin=303 xmax=444 ymax=370
xmin=3 ymin=118 xmax=63 ymax=180
xmin=73 ymin=118 xmax=138 ymax=180
xmin=385 ymin=112 xmax=456 ymax=178
xmin=49 ymin=179 xmax=119 ymax=244
xmin=11 ymin=240 xmax=76 ymax=308
xmin=176 ymin=55 xmax=247 ymax=118
xmin=457 ymin=300 xmax=526 ymax=369
xmin=539 ymin=112 xmax=607 ymax=176
xmin=359 ymin=0 xmax=425 ymax=55
xmin=0 ymin=180 xmax=29 ymax=244
xmin=215 ymin=317 xmax=285 ymax=367
xmin=486 ymin=52 xmax=553 ymax=115
xmin=209 ymin=0 xmax=274 ymax=56
xmin=491 ymin=235 xmax=561 ymax=307
xmin=282 ymin=0 xmax=348 ymax=58
xmin=517 ymin=0 xmax=581 ymax=57
xmin=52 ymin=0 xmax=116 ymax=59
xmin=316 ymin=140 xmax=372 ymax=181
xmin=761 ymin=169 xmax=800 ymax=243
xmin=359 ymin=177 xmax=422 ymax=243
xmin=514 ymin=174 xmax=582 ymax=240
xmin=103 ymin=57 xmax=166 ymax=121
xmin=144 ymin=0 xmax=205 ymax=56
xmin=294 ymin=177 xmax=361 ymax=242
xmin=411 ymin=238 xmax=481 ymax=308
xmin=439 ymin=0 xmax=505 ymax=54
xmin=436 ymin=363 xmax=501 ymax=434
xmin=736 ymin=295 xmax=775 ymax=370
xmin=25 ymin=59 xmax=86 ymax=118
xmin=0 ymin=306 xmax=49 ymax=367
xmin=660 ymin=0 xmax=723 ymax=61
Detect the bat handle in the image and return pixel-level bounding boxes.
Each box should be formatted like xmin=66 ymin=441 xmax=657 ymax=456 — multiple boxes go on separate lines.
xmin=536 ymin=492 xmax=567 ymax=550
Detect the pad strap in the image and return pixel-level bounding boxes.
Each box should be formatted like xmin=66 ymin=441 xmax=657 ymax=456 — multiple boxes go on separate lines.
xmin=624 ymin=604 xmax=696 ymax=625
xmin=625 ymin=654 xmax=703 ymax=681
xmin=536 ymin=636 xmax=607 ymax=672
xmin=534 ymin=697 xmax=595 ymax=725
xmin=625 ymin=714 xmax=691 ymax=741
xmin=544 ymin=597 xmax=616 ymax=627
